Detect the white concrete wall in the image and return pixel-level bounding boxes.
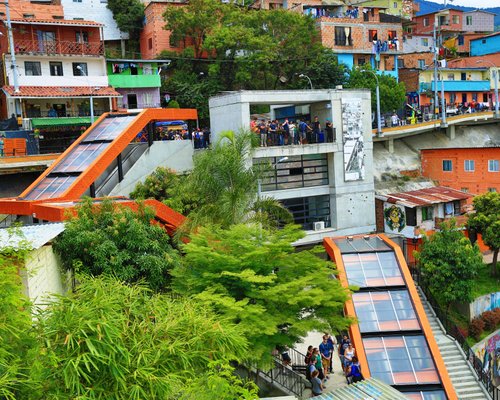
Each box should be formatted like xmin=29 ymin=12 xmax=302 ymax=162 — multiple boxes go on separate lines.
xmin=22 ymin=245 xmax=67 ymax=308
xmin=403 ymin=35 xmax=434 ymax=53
xmin=4 ymin=55 xmax=108 ymax=87
xmin=61 ymin=0 xmax=128 ymax=41
xmin=109 ymin=140 xmax=195 ymax=197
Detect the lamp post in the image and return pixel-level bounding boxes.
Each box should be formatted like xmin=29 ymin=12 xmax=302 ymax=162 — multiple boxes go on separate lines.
xmin=360 ymin=69 xmax=382 ymax=137
xmin=76 ymin=65 xmax=94 ymax=124
xmin=476 ymin=60 xmax=499 ymax=119
xmin=298 ymin=74 xmax=313 ymax=90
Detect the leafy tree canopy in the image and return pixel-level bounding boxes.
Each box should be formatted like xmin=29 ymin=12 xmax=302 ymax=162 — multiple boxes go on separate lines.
xmin=29 ymin=275 xmax=257 ymax=399
xmin=415 ymin=220 xmax=483 ymax=308
xmin=107 ymin=0 xmax=144 ymax=40
xmin=468 ymin=191 xmax=500 ymax=276
xmin=173 ymin=223 xmax=351 ymax=366
xmin=53 ymin=198 xmax=180 ymax=291
xmin=346 ymin=66 xmax=406 ymax=114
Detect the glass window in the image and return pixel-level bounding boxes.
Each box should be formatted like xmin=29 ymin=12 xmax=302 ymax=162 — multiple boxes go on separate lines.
xmin=281 ymin=195 xmax=330 ymax=231
xmin=342 ymin=252 xmax=404 ymax=288
xmin=418 ymin=59 xmax=426 ymax=69
xmin=421 ymin=206 xmax=433 ymax=222
xmin=461 ymin=72 xmax=467 ymax=81
xmin=49 ymin=62 xmax=63 ymax=76
xmin=23 ymin=176 xmax=77 ymax=200
xmin=423 ymin=18 xmax=429 ymax=27
xmin=335 ymin=27 xmax=352 ymax=46
xmin=464 ymin=159 xmax=475 ymax=172
xmin=488 ymin=187 xmax=497 ymax=192
xmin=353 ymin=290 xmax=419 ymax=333
xmin=447 ymin=74 xmax=454 ymax=80
xmin=369 ymin=29 xmax=378 ymax=42
xmin=452 ymin=15 xmax=459 ymax=24
xmin=458 ymin=35 xmax=464 ymax=46
xmin=76 ymin=31 xmax=89 ymax=43
xmin=442 ymin=160 xmax=452 ymax=171
xmin=461 ymin=187 xmax=469 ymax=193
xmin=363 ymin=336 xmax=440 ymax=386
xmin=25 ymin=61 xmax=41 ymax=76
xmin=466 ymin=15 xmax=472 ymax=25
xmin=421 ymin=38 xmax=428 ymax=47
xmin=488 ymin=160 xmax=499 ymax=172
xmin=72 ymin=62 xmax=88 ymax=76
xmin=405 ymin=207 xmax=416 ymax=226
xmin=405 ymin=391 xmax=447 ymax=400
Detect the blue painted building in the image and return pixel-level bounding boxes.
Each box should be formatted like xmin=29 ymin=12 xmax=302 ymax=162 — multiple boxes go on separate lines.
xmin=470 ymin=32 xmax=500 ymax=57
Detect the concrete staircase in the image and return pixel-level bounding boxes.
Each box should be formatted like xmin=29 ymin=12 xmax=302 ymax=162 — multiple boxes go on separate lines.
xmin=416 ymin=288 xmax=490 ymax=400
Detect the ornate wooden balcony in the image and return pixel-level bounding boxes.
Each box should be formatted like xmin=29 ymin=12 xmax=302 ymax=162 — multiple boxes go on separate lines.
xmin=14 ymin=39 xmax=104 ymax=56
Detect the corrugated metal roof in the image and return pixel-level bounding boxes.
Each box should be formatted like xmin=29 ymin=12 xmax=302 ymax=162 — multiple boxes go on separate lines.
xmin=315 ymin=377 xmax=409 ymax=400
xmin=376 ymin=186 xmax=472 ymax=208
xmin=0 ymin=223 xmax=64 ymax=250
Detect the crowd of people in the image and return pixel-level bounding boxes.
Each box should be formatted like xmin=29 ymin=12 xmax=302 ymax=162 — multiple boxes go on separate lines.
xmin=251 ymin=116 xmax=335 ymax=147
xmin=279 ymin=333 xmax=363 ymax=397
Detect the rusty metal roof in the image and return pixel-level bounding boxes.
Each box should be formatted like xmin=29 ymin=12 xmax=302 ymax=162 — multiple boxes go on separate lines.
xmin=375 ymin=186 xmax=472 ymax=208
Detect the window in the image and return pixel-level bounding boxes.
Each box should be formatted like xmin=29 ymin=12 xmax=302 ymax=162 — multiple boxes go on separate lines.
xmin=488 ymin=187 xmax=497 ymax=192
xmin=405 ymin=207 xmax=416 ymax=226
xmin=464 ymin=159 xmax=475 ymax=172
xmin=442 ymin=159 xmax=452 ymax=171
xmin=466 ymin=15 xmax=472 ymax=25
xmin=368 ymin=29 xmax=378 ymax=42
xmin=421 ymin=38 xmax=428 ymax=47
xmin=24 ymin=61 xmax=41 ymax=76
xmin=358 ymin=58 xmax=366 ymax=66
xmin=72 ymin=62 xmax=87 ymax=76
xmin=23 ymin=13 xmax=34 ymax=18
xmin=488 ymin=160 xmax=499 ymax=172
xmin=444 ymin=201 xmax=460 ymax=216
xmin=461 ymin=187 xmax=469 ymax=193
xmin=458 ymin=35 xmax=464 ymax=46
xmin=73 ymin=0 xmax=82 ymax=2
xmin=450 ymin=93 xmax=456 ymax=103
xmin=281 ymin=195 xmax=331 ymax=231
xmin=447 ymin=73 xmax=455 ymax=80
xmin=421 ymin=206 xmax=433 ymax=221
xmin=472 ymin=93 xmax=478 ymax=102
xmin=423 ymin=17 xmax=429 ymax=27
xmin=452 ymin=15 xmax=459 ymax=24
xmin=483 ymin=93 xmax=488 ymax=103
xmin=148 ymin=38 xmax=153 ymax=50
xmin=418 ymin=59 xmax=426 ymax=69
xmin=461 ymin=72 xmax=467 ymax=80
xmin=462 ymin=93 xmax=468 ymax=103
xmin=342 ymin=252 xmax=404 ymax=288
xmin=482 ymin=39 xmax=486 ymax=44
xmin=388 ymin=30 xmax=397 ymax=40
xmin=335 ymin=27 xmax=352 ymax=46
xmin=397 ymin=58 xmax=405 ymax=68
xmin=76 ymin=31 xmax=88 ymax=43
xmin=393 ymin=2 xmax=397 ymax=8
xmin=49 ymin=61 xmax=63 ymax=76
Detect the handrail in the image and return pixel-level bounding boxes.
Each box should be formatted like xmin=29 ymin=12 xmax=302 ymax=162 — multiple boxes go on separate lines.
xmin=256 ymin=356 xmax=307 ymax=398
xmin=14 ymin=39 xmax=104 ymax=56
xmin=410 ymin=265 xmax=500 ymax=400
xmin=286 ymin=346 xmax=308 ymax=367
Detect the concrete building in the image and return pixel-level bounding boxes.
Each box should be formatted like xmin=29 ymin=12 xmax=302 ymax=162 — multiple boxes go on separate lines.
xmin=209 ymin=90 xmax=376 ymax=245
xmin=470 ymin=32 xmax=500 ymax=57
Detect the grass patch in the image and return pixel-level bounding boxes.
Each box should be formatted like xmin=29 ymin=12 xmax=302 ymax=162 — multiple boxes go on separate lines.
xmin=471 ymin=263 xmax=500 ymax=299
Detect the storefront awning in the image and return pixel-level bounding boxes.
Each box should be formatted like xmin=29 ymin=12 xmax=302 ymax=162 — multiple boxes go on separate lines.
xmin=31 ymin=117 xmax=92 ymax=128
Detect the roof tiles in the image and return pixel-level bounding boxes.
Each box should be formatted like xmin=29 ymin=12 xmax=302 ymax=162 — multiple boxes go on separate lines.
xmin=376 ymin=186 xmax=472 ymax=208
xmin=2 ymin=86 xmax=121 ymax=98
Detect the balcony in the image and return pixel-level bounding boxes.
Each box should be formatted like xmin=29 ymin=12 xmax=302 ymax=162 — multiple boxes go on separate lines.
xmin=108 ymin=74 xmax=161 ymax=89
xmin=435 ymin=214 xmax=468 ymax=227
xmin=15 ymin=39 xmax=104 ymax=57
xmin=419 ymin=80 xmax=491 ymax=92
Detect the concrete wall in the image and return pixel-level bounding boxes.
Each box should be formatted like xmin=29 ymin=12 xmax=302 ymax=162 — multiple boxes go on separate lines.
xmin=109 ymin=140 xmax=195 ymax=197
xmin=462 ymin=11 xmax=495 ymax=33
xmin=22 ymin=245 xmax=67 ymax=308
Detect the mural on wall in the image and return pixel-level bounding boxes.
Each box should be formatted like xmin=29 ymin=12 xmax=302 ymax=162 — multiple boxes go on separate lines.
xmin=342 ymin=99 xmax=365 ymax=181
xmin=384 ymin=205 xmax=406 ymax=232
xmin=470 ymin=292 xmax=500 ymax=320
xmin=472 ymin=330 xmax=500 ymax=387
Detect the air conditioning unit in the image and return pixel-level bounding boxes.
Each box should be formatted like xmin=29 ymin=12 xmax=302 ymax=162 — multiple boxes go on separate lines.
xmin=313 ymin=221 xmax=325 ymax=231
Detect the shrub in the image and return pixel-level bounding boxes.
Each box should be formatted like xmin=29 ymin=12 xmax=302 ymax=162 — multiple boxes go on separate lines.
xmin=481 ymin=310 xmax=497 ymax=331
xmin=469 ymin=317 xmax=485 ymax=339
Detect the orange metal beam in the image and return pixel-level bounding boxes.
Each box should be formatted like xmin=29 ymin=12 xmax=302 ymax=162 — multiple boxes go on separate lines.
xmin=380 ymin=234 xmax=457 ymax=400
xmin=323 ymin=237 xmax=371 ymax=379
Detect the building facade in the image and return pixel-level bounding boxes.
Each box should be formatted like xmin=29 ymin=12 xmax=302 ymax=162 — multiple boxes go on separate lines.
xmin=209 ymin=89 xmax=376 ymax=245
xmin=421 ymin=147 xmax=500 ymax=196
xmin=470 ymin=32 xmax=500 ymax=57
xmin=107 ymin=59 xmax=164 ymax=109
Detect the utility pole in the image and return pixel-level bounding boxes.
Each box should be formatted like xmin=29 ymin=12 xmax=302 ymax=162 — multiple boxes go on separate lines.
xmin=2 ymin=0 xmax=20 ymax=117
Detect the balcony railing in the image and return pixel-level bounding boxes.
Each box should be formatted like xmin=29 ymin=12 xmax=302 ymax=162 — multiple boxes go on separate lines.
xmin=15 ymin=39 xmax=104 ymax=56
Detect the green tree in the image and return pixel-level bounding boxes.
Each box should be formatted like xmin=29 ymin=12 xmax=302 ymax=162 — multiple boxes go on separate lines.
xmin=346 ymin=66 xmax=406 ymax=113
xmin=302 ymin=49 xmax=348 ymax=89
xmin=173 ymin=223 xmax=351 ymax=366
xmin=53 ymin=198 xmax=180 ymax=291
xmin=182 ymin=130 xmax=292 ymax=230
xmin=0 ymin=235 xmax=36 ymax=399
xmin=415 ymin=220 xmax=483 ymax=309
xmin=468 ymin=191 xmax=500 ymax=276
xmin=107 ymin=0 xmax=144 ymax=43
xmin=31 ymin=275 xmax=257 ymax=399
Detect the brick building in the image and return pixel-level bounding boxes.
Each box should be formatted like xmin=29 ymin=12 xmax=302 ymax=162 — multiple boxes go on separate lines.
xmin=421 ymin=147 xmax=500 ymax=196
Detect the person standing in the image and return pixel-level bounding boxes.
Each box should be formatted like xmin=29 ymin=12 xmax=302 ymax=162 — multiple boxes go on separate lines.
xmin=391 ymin=112 xmax=399 ymax=127
xmin=312 ymin=116 xmax=321 ymax=143
xmin=0 ymin=134 xmax=4 ymax=157
xmin=344 ymin=343 xmax=356 ymax=372
xmin=338 ymin=334 xmax=351 ymax=373
xmin=319 ymin=335 xmax=332 ymax=378
xmin=282 ymin=118 xmax=289 ymax=145
xmin=258 ymin=120 xmax=267 ymax=147
xmin=288 ymin=121 xmax=296 ymax=145
xmin=325 ymin=119 xmax=334 ymax=143
xmin=269 ymin=119 xmax=277 ymax=146
xmin=313 ymin=347 xmax=325 ymax=381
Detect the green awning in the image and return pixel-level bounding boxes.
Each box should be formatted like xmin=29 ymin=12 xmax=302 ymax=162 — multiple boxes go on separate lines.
xmin=31 ymin=117 xmax=92 ymax=128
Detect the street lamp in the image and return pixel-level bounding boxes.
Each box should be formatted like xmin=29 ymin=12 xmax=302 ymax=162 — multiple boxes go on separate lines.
xmin=360 ymin=69 xmax=383 ymax=137
xmin=298 ymin=74 xmax=313 ymax=90
xmin=76 ymin=65 xmax=94 ymax=124
xmin=476 ymin=60 xmax=499 ymax=119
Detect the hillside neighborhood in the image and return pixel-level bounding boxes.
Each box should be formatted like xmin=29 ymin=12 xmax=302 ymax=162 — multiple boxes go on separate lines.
xmin=0 ymin=0 xmax=499 ymax=399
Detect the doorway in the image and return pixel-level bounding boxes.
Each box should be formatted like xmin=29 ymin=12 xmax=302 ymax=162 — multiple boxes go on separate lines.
xmin=127 ymin=94 xmax=138 ymax=109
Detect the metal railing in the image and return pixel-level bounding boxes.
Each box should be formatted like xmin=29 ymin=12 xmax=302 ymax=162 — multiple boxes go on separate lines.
xmin=15 ymin=39 xmax=104 ymax=56
xmin=410 ymin=266 xmax=500 ymax=399
xmin=256 ymin=356 xmax=307 ymax=398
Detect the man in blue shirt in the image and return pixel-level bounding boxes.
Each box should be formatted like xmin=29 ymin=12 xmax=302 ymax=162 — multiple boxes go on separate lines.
xmin=319 ymin=335 xmax=333 ymax=378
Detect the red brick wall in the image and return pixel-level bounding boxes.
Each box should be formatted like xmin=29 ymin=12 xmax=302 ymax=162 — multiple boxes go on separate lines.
xmin=0 ymin=0 xmax=64 ymax=20
xmin=421 ymin=148 xmax=500 ymax=195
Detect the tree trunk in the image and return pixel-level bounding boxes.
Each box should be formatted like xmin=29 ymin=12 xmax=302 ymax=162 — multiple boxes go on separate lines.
xmin=491 ymin=248 xmax=499 ymax=277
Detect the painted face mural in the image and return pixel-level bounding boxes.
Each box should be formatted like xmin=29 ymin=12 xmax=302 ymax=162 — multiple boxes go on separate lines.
xmin=384 ymin=205 xmax=406 ymax=232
